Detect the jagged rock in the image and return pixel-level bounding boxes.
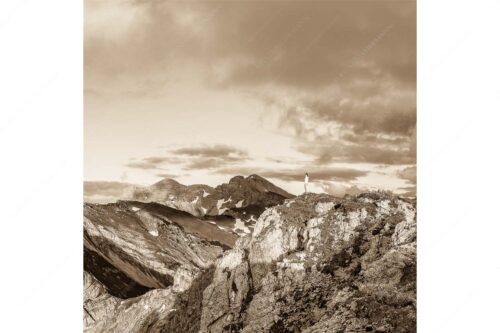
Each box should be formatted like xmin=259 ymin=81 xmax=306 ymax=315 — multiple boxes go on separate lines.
xmin=199 ymin=191 xmax=416 ymax=333
xmin=84 ymin=201 xmax=226 ymax=296
xmin=199 ymin=248 xmax=252 ymax=333
xmin=84 ymin=190 xmax=416 ymax=332
xmin=83 ymin=199 xmax=226 ymax=332
xmin=84 ymin=267 xmax=216 ymax=333
xmin=84 ymin=271 xmax=119 ymax=329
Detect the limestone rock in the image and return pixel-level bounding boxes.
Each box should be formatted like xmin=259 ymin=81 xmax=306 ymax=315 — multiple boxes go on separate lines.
xmin=84 ymin=190 xmax=416 ymax=333
xmin=199 ymin=191 xmax=416 ymax=333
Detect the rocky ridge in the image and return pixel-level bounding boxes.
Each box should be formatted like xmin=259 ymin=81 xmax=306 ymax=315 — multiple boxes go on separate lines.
xmin=84 ymin=190 xmax=416 ymax=332
xmin=84 ymin=201 xmax=227 ymax=298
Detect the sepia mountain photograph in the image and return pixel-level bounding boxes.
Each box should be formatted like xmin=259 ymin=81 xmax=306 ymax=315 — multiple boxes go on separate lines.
xmin=84 ymin=1 xmax=416 ymax=332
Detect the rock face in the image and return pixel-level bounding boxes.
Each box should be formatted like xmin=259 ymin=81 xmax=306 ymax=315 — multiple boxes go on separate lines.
xmin=84 ymin=201 xmax=227 ymax=297
xmin=84 ymin=191 xmax=416 ymax=333
xmin=84 ymin=271 xmax=120 ymax=328
xmin=83 ymin=199 xmax=230 ymax=332
xmin=84 ymin=267 xmax=216 ymax=333
xmin=199 ymin=191 xmax=416 ymax=333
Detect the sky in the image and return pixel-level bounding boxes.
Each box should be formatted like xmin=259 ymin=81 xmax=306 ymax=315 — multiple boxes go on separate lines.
xmin=84 ymin=0 xmax=416 ymax=197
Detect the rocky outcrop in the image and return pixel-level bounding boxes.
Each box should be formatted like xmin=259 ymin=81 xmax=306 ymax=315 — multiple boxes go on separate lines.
xmin=83 ymin=199 xmax=233 ymax=332
xmin=84 ymin=266 xmax=217 ymax=333
xmin=199 ymin=191 xmax=416 ymax=333
xmin=83 ymin=201 xmax=227 ymax=298
xmin=84 ymin=271 xmax=120 ymax=329
xmin=84 ymin=191 xmax=416 ymax=332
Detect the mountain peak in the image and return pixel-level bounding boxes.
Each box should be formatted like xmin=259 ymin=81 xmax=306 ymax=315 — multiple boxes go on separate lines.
xmin=246 ymin=174 xmax=266 ymax=181
xmin=228 ymin=175 xmax=245 ymax=183
xmin=151 ymin=178 xmax=183 ymax=188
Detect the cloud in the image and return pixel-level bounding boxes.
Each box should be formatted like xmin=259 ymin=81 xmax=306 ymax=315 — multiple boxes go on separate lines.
xmin=125 ymin=144 xmax=249 ymax=171
xmin=318 ymin=182 xmax=369 ymax=197
xmin=125 ymin=156 xmax=181 ymax=170
xmin=84 ymin=181 xmax=137 ymax=203
xmin=269 ymin=77 xmax=416 ymax=165
xmin=203 ymin=2 xmax=415 ymax=90
xmin=295 ymin=138 xmax=415 ymax=165
xmin=183 ymin=158 xmax=223 ymax=170
xmin=86 ymin=1 xmax=416 ymax=191
xmin=172 ymin=144 xmax=248 ymax=160
xmin=396 ymin=185 xmax=416 ymax=197
xmin=291 ymin=86 xmax=416 ymax=136
xmin=397 ymin=165 xmax=416 ymax=184
xmin=85 ymin=1 xmax=415 ymax=94
xmin=125 ymin=162 xmax=158 ymax=170
xmin=214 ymin=166 xmax=367 ymax=182
xmin=169 ymin=144 xmax=249 ymax=171
xmin=156 ymin=173 xmax=181 ymax=179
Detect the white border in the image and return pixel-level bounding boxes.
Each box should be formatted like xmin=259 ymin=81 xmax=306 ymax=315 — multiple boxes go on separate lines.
xmin=418 ymin=0 xmax=500 ymax=331
xmin=0 ymin=0 xmax=82 ymax=331
xmin=1 ymin=0 xmax=500 ymax=331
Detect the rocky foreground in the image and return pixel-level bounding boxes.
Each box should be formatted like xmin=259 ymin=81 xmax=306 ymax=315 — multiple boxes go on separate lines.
xmin=84 ymin=191 xmax=416 ymax=333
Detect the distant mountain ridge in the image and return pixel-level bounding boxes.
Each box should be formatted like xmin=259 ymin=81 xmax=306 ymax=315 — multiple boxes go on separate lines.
xmin=85 ymin=174 xmax=294 ymax=218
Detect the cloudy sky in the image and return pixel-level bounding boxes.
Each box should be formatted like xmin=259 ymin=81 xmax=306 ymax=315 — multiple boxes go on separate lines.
xmin=84 ymin=0 xmax=416 ymax=197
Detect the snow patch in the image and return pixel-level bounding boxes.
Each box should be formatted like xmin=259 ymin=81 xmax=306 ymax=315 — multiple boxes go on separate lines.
xmin=131 ymin=206 xmax=140 ymax=212
xmin=217 ymin=197 xmax=231 ymax=210
xmin=235 ymin=199 xmax=244 ymax=208
xmin=233 ymin=218 xmax=251 ymax=234
xmin=202 ymin=190 xmax=210 ymax=197
xmin=149 ymin=230 xmax=158 ymax=237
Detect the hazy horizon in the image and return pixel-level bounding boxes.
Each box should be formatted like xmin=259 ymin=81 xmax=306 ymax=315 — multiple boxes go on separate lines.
xmin=84 ymin=0 xmax=416 ymax=197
